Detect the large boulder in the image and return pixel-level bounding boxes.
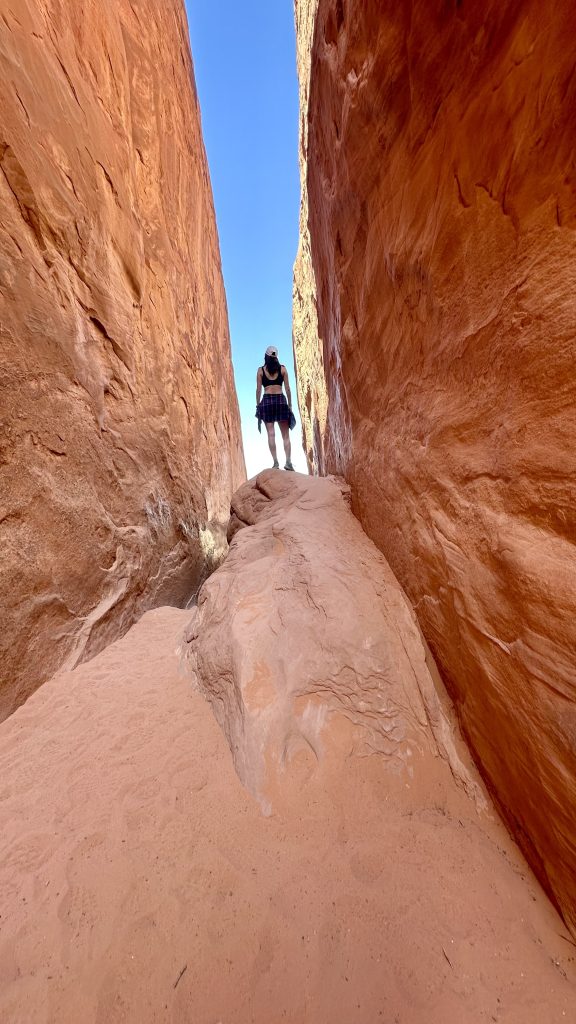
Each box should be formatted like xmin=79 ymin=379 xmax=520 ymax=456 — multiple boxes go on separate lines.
xmin=186 ymin=471 xmax=485 ymax=811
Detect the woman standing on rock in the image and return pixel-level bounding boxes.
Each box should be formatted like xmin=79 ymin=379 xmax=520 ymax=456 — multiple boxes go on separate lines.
xmin=256 ymin=346 xmax=295 ymax=471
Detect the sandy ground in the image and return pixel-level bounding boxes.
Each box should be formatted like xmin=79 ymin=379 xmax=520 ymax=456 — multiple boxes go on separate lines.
xmin=0 ymin=603 xmax=575 ymax=1023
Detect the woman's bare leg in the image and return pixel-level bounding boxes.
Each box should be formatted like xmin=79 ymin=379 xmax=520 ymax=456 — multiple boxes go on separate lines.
xmin=279 ymin=420 xmax=292 ymax=465
xmin=265 ymin=422 xmax=278 ymax=464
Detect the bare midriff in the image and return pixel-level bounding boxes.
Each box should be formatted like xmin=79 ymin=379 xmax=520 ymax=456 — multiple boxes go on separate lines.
xmin=263 ymin=386 xmax=283 ymax=394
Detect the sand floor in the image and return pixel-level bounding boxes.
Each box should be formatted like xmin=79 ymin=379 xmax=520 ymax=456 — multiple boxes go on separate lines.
xmin=0 ymin=606 xmax=575 ymax=1022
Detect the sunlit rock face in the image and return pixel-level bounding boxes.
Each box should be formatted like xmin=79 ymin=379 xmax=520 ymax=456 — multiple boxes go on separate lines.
xmin=294 ymin=0 xmax=576 ymax=932
xmin=0 ymin=0 xmax=245 ymax=719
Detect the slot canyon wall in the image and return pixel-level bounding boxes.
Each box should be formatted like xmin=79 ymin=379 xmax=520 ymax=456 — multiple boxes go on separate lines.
xmin=293 ymin=0 xmax=576 ymax=931
xmin=0 ymin=0 xmax=245 ymax=720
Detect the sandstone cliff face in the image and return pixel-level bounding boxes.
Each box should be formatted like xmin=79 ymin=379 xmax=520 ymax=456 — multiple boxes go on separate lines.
xmin=0 ymin=0 xmax=244 ymax=718
xmin=294 ymin=1 xmax=576 ymax=931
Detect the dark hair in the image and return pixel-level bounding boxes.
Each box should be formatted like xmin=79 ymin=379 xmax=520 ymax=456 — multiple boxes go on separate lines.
xmin=264 ymin=354 xmax=281 ymax=375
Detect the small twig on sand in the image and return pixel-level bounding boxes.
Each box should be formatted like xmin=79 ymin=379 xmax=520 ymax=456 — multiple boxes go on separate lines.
xmin=174 ymin=964 xmax=188 ymax=989
xmin=442 ymin=947 xmax=453 ymax=968
xmin=559 ymin=934 xmax=576 ymax=948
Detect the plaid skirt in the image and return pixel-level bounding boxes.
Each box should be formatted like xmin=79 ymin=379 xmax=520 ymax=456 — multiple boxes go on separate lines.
xmin=258 ymin=393 xmax=290 ymax=423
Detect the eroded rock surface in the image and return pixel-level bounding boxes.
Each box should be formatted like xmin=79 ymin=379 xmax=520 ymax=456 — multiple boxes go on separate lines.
xmin=188 ymin=471 xmax=485 ymax=811
xmin=0 ymin=0 xmax=244 ymax=719
xmin=0 ymin=476 xmax=575 ymax=1022
xmin=293 ymin=0 xmax=576 ymax=932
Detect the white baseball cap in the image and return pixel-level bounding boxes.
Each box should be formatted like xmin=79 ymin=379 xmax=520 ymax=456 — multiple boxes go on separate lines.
xmin=265 ymin=346 xmax=278 ymax=357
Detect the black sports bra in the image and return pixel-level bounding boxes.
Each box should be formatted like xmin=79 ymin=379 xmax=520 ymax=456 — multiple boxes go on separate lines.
xmin=262 ymin=365 xmax=284 ymax=388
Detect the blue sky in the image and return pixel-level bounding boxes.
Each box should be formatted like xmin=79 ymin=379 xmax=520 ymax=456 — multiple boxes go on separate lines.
xmin=185 ymin=1 xmax=307 ymax=475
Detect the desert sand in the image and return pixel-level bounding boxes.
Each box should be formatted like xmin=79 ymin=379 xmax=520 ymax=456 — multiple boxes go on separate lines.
xmin=1 ymin=473 xmax=574 ymax=1023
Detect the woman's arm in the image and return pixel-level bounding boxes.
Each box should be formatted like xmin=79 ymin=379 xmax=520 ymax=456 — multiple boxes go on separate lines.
xmin=256 ymin=368 xmax=263 ymax=406
xmin=282 ymin=366 xmax=292 ymax=408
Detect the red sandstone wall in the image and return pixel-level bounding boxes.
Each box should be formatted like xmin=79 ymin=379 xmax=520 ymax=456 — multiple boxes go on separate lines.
xmin=0 ymin=0 xmax=245 ymax=719
xmin=294 ymin=0 xmax=576 ymax=931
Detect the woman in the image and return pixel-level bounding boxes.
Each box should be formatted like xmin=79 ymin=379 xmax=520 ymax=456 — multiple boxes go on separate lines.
xmin=256 ymin=346 xmax=295 ymax=471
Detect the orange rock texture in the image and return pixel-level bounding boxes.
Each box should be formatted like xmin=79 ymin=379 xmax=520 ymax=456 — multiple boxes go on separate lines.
xmin=0 ymin=0 xmax=244 ymax=719
xmin=293 ymin=1 xmax=576 ymax=932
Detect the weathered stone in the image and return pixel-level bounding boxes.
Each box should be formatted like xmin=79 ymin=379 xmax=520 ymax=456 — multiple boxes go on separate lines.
xmin=0 ymin=0 xmax=244 ymax=718
xmin=294 ymin=0 xmax=576 ymax=932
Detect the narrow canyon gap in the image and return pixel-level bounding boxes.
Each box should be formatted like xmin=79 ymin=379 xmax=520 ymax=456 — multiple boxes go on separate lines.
xmin=0 ymin=1 xmax=575 ymax=1020
xmin=293 ymin=0 xmax=576 ymax=932
xmin=185 ymin=2 xmax=308 ymax=477
xmin=0 ymin=0 xmax=245 ymax=719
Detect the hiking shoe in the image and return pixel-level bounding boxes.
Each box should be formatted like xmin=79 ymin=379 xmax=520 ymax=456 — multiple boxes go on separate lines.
xmin=284 ymin=461 xmax=295 ymax=471
xmin=272 ymin=459 xmax=280 ymax=469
